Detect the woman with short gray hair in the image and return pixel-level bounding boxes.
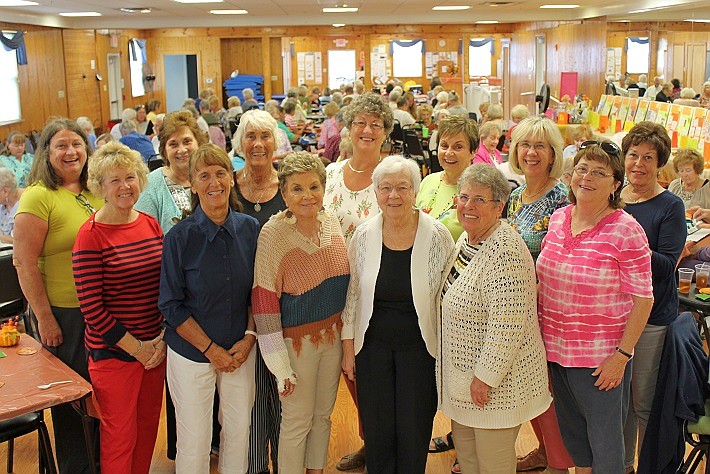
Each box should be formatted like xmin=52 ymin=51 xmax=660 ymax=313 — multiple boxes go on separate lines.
xmin=0 ymin=167 xmax=21 ymax=243
xmin=342 ymin=155 xmax=454 ymax=472
xmin=439 ymin=163 xmax=551 ymax=473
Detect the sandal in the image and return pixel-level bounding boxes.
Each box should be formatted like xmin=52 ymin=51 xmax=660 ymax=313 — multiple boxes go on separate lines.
xmin=429 ymin=432 xmax=455 ymax=453
xmin=451 ymin=459 xmax=461 ymax=474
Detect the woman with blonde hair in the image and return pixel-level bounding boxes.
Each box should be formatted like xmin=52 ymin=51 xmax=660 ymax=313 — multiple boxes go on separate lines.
xmin=668 ymin=148 xmax=710 ymax=209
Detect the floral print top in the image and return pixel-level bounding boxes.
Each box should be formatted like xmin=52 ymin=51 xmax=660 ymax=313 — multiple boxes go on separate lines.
xmin=507 ymin=181 xmax=569 ymax=261
xmin=0 ymin=153 xmax=34 ymax=188
xmin=324 ymin=160 xmax=377 ymax=244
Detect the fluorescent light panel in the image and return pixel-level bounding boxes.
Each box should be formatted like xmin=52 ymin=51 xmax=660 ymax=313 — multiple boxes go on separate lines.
xmin=210 ymin=9 xmax=248 ymax=14
xmin=0 ymin=0 xmax=38 ymax=5
xmin=174 ymin=0 xmax=223 ymax=3
xmin=432 ymin=5 xmax=471 ymax=10
xmin=540 ymin=4 xmax=579 ymax=8
xmin=476 ymin=20 xmax=499 ymax=23
xmin=685 ymin=19 xmax=710 ymax=22
xmin=322 ymin=7 xmax=358 ymax=12
xmin=59 ymin=11 xmax=102 ymax=16
xmin=332 ymin=23 xmax=346 ymax=27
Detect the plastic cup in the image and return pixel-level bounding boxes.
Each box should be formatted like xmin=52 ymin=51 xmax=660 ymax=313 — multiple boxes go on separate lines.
xmin=679 ymin=268 xmax=695 ymax=294
xmin=422 ymin=126 xmax=429 ymax=138
xmin=696 ymin=264 xmax=710 ymax=290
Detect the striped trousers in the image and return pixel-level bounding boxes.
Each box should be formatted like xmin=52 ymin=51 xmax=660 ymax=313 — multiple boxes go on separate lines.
xmin=248 ymin=345 xmax=281 ymax=473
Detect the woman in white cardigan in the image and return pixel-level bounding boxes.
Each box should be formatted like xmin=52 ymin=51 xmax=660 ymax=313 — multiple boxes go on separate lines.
xmin=341 ymin=155 xmax=455 ymax=473
xmin=439 ymin=164 xmax=552 ymax=474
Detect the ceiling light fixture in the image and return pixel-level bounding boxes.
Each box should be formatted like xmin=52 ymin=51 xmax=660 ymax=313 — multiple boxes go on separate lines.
xmin=476 ymin=20 xmax=499 ymax=23
xmin=210 ymin=9 xmax=248 ymax=14
xmin=432 ymin=5 xmax=471 ymax=10
xmin=0 ymin=0 xmax=38 ymax=5
xmin=174 ymin=0 xmax=223 ymax=3
xmin=539 ymin=4 xmax=579 ymax=8
xmin=332 ymin=23 xmax=346 ymax=27
xmin=685 ymin=18 xmax=710 ymax=22
xmin=120 ymin=7 xmax=152 ymax=13
xmin=59 ymin=11 xmax=102 ymax=16
xmin=323 ymin=7 xmax=358 ymax=13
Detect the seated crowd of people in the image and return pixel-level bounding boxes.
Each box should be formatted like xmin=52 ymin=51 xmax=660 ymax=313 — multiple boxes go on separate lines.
xmin=1 ymin=83 xmax=709 ymax=474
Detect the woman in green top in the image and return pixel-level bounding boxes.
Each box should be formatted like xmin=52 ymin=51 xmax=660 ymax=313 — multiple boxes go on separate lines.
xmin=416 ymin=115 xmax=479 ymax=242
xmin=14 ymin=118 xmax=103 ymax=473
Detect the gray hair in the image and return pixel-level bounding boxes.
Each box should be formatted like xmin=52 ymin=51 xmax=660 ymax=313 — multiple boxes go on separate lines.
xmin=332 ymin=91 xmax=343 ymax=103
xmin=680 ymin=87 xmax=696 ymax=99
xmin=436 ymin=91 xmax=449 ymax=104
xmin=243 ymin=88 xmax=254 ymax=100
xmin=372 ymin=155 xmax=422 ymax=194
xmin=0 ymin=167 xmax=17 ymax=191
xmin=277 ymin=151 xmax=326 ymax=191
xmin=458 ymin=163 xmax=510 ymax=203
xmin=389 ymin=90 xmax=402 ymax=102
xmin=121 ymin=108 xmax=137 ymax=121
xmin=343 ymin=92 xmax=394 ymax=135
xmin=76 ymin=117 xmax=93 ymax=135
xmin=487 ymin=104 xmax=503 ymax=120
xmin=119 ymin=119 xmax=137 ymax=135
xmin=232 ymin=109 xmax=283 ymax=156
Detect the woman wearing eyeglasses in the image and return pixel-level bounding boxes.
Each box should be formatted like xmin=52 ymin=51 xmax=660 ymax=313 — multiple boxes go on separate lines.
xmin=13 ymin=118 xmax=103 ymax=473
xmin=619 ymin=121 xmax=685 ymax=474
xmin=439 ymin=163 xmax=551 ymax=473
xmin=537 ymin=141 xmax=653 ymax=473
xmin=506 ymin=117 xmax=574 ymax=474
xmin=324 ymin=92 xmax=394 ymax=471
xmin=342 ymin=156 xmax=454 ymax=473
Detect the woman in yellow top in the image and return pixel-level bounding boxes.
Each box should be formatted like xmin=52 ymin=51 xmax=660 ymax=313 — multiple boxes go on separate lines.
xmin=416 ymin=115 xmax=479 ymax=242
xmin=14 ymin=117 xmax=103 ymax=473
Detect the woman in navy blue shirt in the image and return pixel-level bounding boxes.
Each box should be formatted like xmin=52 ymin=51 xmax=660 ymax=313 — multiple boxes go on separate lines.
xmin=159 ymin=143 xmax=260 ymax=474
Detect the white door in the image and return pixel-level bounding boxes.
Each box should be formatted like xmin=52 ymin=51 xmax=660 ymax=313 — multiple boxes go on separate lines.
xmin=107 ymin=53 xmax=122 ymax=119
xmin=328 ymin=50 xmax=356 ymax=91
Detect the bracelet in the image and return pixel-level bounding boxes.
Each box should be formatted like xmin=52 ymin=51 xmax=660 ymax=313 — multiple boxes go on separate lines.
xmin=615 ymin=347 xmax=633 ymax=359
xmin=202 ymin=340 xmax=214 ymax=354
xmin=244 ymin=330 xmax=258 ymax=338
xmin=129 ymin=340 xmax=143 ymax=357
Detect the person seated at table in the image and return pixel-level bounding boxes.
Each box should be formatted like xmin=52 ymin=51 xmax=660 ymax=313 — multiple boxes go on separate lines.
xmin=119 ymin=119 xmax=159 ymax=163
xmin=668 ymin=148 xmax=710 ymax=210
xmin=76 ymin=117 xmax=98 ymax=149
xmin=655 ymin=82 xmax=674 ymax=103
xmin=478 ymin=102 xmax=490 ymax=123
xmin=562 ymin=124 xmax=594 ymax=159
xmin=434 ymin=91 xmax=449 ymax=112
xmin=473 ymin=122 xmax=502 ymax=165
xmin=403 ymin=91 xmax=418 ymax=118
xmin=227 ymin=96 xmax=243 ymax=119
xmin=1 ymin=131 xmax=34 ymax=188
xmin=0 ymin=168 xmax=22 ymax=244
xmin=146 ymin=100 xmax=161 ymax=124
xmin=417 ymin=104 xmax=434 ymax=130
xmin=388 ymin=89 xmax=402 ymax=111
xmin=674 ymin=88 xmax=701 ymax=107
xmin=393 ymin=96 xmax=416 ymax=127
xmin=446 ymin=92 xmax=468 ymax=117
xmin=72 ymin=142 xmax=166 ymax=474
xmin=284 ymin=99 xmax=312 ymax=135
xmin=111 ymin=108 xmax=137 ymax=140
xmin=502 ymin=104 xmax=531 ymax=153
xmin=135 ymin=105 xmax=152 ymax=136
xmin=486 ymin=104 xmax=508 ymax=135
xmin=243 ymin=87 xmax=259 ymax=109
xmin=671 ymin=78 xmax=682 ymax=100
xmin=318 ymin=102 xmax=341 ymax=149
xmin=644 ymin=76 xmax=663 ymax=99
xmin=698 ymin=82 xmax=710 ymax=108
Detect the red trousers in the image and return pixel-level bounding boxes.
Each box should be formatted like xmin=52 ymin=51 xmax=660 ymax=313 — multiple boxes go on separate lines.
xmin=89 ymin=356 xmax=166 ymax=474
xmin=531 ymin=400 xmax=575 ymax=469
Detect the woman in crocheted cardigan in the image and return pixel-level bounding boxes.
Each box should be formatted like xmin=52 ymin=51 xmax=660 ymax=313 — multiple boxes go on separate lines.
xmin=439 ymin=164 xmax=552 ymax=473
xmin=252 ymin=151 xmax=350 ymax=474
xmin=341 ymin=155 xmax=455 ymax=473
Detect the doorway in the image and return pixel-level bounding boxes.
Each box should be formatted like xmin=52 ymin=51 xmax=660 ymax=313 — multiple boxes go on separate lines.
xmin=328 ymin=50 xmax=356 ymax=90
xmin=107 ymin=53 xmax=122 ymax=119
xmin=535 ymin=35 xmax=546 ymax=94
xmin=164 ymin=54 xmax=199 ymax=113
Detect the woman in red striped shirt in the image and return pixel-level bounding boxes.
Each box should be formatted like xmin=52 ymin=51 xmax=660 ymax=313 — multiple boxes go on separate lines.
xmin=72 ymin=141 xmax=166 ymax=474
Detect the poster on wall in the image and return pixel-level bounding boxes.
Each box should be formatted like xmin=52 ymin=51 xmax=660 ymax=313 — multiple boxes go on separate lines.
xmin=315 ymin=52 xmax=322 ymax=84
xmin=305 ymin=53 xmax=315 ymax=81
xmin=297 ymin=52 xmax=306 ymax=85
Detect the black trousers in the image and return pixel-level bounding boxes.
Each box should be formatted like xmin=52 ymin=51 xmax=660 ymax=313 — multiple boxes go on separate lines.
xmin=42 ymin=307 xmax=100 ymax=474
xmin=356 ymin=339 xmax=436 ymax=474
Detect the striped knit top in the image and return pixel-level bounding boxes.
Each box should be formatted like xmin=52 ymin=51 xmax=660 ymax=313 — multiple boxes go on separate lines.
xmin=252 ymin=210 xmax=350 ymax=383
xmin=537 ymin=205 xmax=653 ymax=367
xmin=72 ymin=211 xmax=164 ymax=362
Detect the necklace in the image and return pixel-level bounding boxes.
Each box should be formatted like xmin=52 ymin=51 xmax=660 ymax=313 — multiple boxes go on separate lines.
xmin=423 ymin=174 xmax=456 ymax=219
xmin=347 ymin=157 xmax=381 ymax=174
xmin=523 ymin=178 xmax=554 ymax=200
xmin=243 ymin=168 xmax=275 ymax=212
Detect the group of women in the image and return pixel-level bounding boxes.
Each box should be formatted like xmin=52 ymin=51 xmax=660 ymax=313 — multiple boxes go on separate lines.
xmin=7 ymin=85 xmax=681 ymax=474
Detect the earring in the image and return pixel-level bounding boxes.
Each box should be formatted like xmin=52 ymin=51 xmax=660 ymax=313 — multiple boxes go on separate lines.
xmin=609 ymin=193 xmax=614 ymax=202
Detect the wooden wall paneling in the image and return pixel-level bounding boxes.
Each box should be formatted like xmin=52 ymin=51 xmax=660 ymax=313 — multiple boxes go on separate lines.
xmin=0 ymin=24 xmax=68 ymax=138
xmin=290 ymin=36 xmax=366 ymax=92
xmin=221 ymin=37 xmax=262 ymax=101
xmin=261 ymin=37 xmax=272 ymax=100
xmin=270 ymin=37 xmax=284 ymax=96
xmin=509 ymin=29 xmax=536 ymax=114
xmin=62 ymin=29 xmax=101 ymax=124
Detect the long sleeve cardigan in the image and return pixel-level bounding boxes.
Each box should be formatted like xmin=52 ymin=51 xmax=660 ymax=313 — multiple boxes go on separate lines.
xmin=341 ymin=210 xmax=455 ymax=358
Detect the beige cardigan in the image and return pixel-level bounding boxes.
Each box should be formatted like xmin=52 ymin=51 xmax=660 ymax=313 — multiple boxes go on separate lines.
xmin=439 ymin=222 xmax=552 ymax=429
xmin=341 ymin=210 xmax=455 ymax=358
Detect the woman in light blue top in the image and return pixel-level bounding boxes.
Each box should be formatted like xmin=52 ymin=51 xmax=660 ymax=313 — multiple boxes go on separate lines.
xmin=1 ymin=132 xmax=34 ymax=188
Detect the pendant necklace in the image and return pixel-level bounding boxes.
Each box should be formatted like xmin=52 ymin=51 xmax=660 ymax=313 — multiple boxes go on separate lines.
xmin=243 ymin=169 xmax=271 ymax=212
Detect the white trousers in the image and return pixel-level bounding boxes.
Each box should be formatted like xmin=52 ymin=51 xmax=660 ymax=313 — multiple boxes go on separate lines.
xmin=167 ymin=347 xmax=256 ymax=474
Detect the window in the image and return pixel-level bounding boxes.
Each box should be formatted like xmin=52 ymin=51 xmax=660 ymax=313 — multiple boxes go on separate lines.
xmin=0 ymin=33 xmax=21 ymax=124
xmin=469 ymin=38 xmax=493 ymax=77
xmin=626 ymin=37 xmax=649 ymax=74
xmin=129 ymin=38 xmax=146 ymax=98
xmin=392 ymin=40 xmax=423 ymax=77
xmin=328 ymin=50 xmax=356 ymax=90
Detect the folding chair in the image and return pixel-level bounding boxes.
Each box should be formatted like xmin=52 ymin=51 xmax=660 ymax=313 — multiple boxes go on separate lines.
xmin=389 ymin=121 xmax=405 ymax=154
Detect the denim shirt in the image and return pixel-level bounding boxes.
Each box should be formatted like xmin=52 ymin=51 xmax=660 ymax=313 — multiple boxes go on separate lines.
xmin=159 ymin=205 xmax=259 ymax=362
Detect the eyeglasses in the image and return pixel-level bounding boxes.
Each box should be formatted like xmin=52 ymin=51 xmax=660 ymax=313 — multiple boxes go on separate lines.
xmin=573 ymin=165 xmax=614 ymax=180
xmin=518 ymin=142 xmax=548 ymax=152
xmin=351 ymin=120 xmax=385 ymax=132
xmin=75 ymin=194 xmax=96 ymax=216
xmin=457 ymin=194 xmax=500 ymax=207
xmin=377 ymin=184 xmax=412 ymax=195
xmin=579 ymin=140 xmax=621 ymax=157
